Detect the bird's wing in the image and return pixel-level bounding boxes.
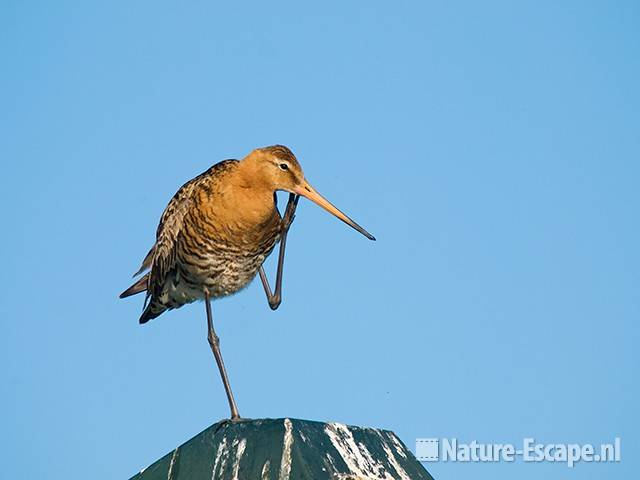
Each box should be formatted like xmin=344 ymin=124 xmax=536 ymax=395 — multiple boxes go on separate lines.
xmin=132 ymin=246 xmax=155 ymax=277
xmin=147 ymin=179 xmax=196 ymax=298
xmin=147 ymin=160 xmax=238 ymax=299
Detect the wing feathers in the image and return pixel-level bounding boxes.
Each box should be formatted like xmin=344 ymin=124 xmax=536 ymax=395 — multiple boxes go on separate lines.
xmin=119 ymin=273 xmax=149 ymax=298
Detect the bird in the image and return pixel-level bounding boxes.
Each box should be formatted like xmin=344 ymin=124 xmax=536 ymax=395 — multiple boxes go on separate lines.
xmin=120 ymin=145 xmax=375 ymax=420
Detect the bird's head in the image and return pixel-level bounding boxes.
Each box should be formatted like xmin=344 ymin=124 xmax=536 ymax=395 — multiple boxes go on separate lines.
xmin=243 ymin=145 xmax=375 ymax=241
xmin=247 ymin=145 xmax=306 ymax=192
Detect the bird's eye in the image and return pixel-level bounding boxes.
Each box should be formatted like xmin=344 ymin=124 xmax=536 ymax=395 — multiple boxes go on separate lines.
xmin=279 ymin=163 xmax=289 ymax=171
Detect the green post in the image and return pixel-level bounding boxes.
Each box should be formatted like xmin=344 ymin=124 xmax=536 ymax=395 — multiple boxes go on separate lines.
xmin=131 ymin=418 xmax=433 ymax=479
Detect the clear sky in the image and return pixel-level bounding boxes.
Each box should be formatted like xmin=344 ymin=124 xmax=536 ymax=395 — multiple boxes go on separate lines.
xmin=1 ymin=1 xmax=638 ymax=479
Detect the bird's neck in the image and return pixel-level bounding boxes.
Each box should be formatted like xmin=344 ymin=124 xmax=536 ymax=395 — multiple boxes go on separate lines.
xmin=209 ymin=162 xmax=277 ymax=228
xmin=233 ymin=155 xmax=273 ymax=190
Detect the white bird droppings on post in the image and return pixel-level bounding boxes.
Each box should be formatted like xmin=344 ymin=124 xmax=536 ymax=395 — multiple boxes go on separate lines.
xmin=387 ymin=432 xmax=408 ymax=459
xmin=324 ymin=423 xmax=412 ymax=480
xmin=278 ymin=418 xmax=294 ymax=480
xmin=380 ymin=440 xmax=412 ymax=480
xmin=325 ymin=423 xmax=392 ymax=479
xmin=167 ymin=448 xmax=179 ymax=480
xmin=211 ymin=436 xmax=228 ymax=480
xmin=261 ymin=460 xmax=271 ymax=480
xmin=231 ymin=439 xmax=246 ymax=480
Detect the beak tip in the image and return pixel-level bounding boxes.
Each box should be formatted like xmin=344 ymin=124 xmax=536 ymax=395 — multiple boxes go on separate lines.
xmin=359 ymin=229 xmax=376 ymax=241
xmin=297 ymin=182 xmax=376 ymax=242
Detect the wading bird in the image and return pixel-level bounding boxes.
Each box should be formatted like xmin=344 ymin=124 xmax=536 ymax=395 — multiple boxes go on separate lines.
xmin=120 ymin=145 xmax=374 ymax=419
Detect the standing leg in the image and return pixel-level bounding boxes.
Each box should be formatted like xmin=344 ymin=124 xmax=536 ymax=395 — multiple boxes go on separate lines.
xmin=205 ymin=294 xmax=240 ymax=420
xmin=259 ymin=193 xmax=299 ymax=310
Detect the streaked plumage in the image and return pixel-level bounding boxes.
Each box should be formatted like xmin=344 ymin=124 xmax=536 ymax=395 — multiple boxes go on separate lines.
xmin=121 ymin=146 xmax=298 ymax=323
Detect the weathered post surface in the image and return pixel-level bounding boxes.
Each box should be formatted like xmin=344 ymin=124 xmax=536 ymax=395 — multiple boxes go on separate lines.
xmin=131 ymin=418 xmax=433 ymax=480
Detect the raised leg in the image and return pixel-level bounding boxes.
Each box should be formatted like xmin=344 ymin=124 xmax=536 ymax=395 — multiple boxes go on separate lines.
xmin=259 ymin=193 xmax=299 ymax=310
xmin=205 ymin=294 xmax=240 ymax=420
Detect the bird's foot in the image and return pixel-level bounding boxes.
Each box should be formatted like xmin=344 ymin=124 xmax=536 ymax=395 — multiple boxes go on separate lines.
xmin=214 ymin=415 xmax=244 ymax=432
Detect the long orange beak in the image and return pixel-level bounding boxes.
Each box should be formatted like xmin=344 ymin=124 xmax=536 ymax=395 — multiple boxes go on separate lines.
xmin=293 ymin=180 xmax=376 ymax=241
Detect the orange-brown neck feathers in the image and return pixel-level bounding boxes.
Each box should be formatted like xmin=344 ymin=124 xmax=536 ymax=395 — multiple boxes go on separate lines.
xmin=235 ymin=150 xmax=273 ymax=190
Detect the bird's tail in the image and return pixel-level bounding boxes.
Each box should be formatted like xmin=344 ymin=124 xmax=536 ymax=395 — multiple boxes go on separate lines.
xmin=139 ymin=300 xmax=168 ymax=324
xmin=119 ymin=273 xmax=149 ymax=299
xmin=119 ymin=272 xmax=168 ymax=323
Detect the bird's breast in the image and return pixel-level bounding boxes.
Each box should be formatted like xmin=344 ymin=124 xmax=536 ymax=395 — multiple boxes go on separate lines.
xmin=177 ymin=200 xmax=282 ymax=297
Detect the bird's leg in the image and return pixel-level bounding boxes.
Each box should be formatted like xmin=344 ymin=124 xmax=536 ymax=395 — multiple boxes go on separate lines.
xmin=259 ymin=193 xmax=299 ymax=310
xmin=205 ymin=294 xmax=240 ymax=420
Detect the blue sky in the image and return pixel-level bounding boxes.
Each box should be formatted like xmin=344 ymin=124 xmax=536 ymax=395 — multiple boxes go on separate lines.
xmin=1 ymin=1 xmax=638 ymax=479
